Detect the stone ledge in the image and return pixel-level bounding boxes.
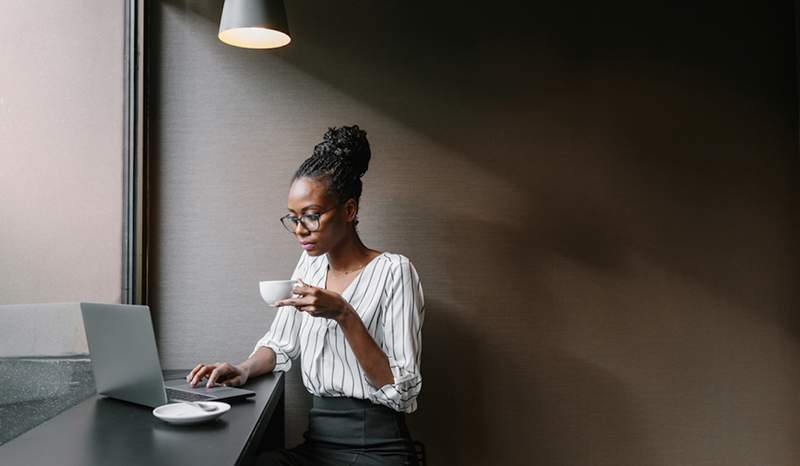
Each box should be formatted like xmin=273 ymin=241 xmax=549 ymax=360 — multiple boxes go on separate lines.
xmin=0 ymin=357 xmax=95 ymax=445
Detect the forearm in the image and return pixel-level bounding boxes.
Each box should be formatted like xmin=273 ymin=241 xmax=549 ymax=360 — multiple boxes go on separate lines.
xmin=338 ymin=305 xmax=394 ymax=388
xmin=236 ymin=346 xmax=277 ymax=378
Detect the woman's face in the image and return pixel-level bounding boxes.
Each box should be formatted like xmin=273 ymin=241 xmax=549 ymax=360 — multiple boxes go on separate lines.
xmin=286 ymin=177 xmax=354 ymax=256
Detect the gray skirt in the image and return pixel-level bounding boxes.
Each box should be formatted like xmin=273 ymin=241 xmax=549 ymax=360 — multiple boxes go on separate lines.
xmin=258 ymin=396 xmax=419 ymax=466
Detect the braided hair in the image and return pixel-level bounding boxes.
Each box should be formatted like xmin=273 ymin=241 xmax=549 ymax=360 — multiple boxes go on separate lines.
xmin=293 ymin=126 xmax=371 ymax=226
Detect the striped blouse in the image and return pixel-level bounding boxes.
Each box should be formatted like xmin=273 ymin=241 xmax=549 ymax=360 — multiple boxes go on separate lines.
xmin=253 ymin=251 xmax=425 ymax=413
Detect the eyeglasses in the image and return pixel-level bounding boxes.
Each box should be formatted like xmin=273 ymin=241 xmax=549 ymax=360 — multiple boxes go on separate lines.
xmin=279 ymin=206 xmax=337 ymax=233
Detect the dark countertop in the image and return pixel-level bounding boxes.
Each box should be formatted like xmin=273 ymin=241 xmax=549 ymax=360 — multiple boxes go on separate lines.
xmin=0 ymin=369 xmax=285 ymax=466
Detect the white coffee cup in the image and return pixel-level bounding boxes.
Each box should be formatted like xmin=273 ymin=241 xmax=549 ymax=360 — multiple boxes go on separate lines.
xmin=259 ymin=279 xmax=299 ymax=305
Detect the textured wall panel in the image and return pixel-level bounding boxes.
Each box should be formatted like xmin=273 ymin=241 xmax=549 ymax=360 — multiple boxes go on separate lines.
xmin=150 ymin=2 xmax=800 ymax=465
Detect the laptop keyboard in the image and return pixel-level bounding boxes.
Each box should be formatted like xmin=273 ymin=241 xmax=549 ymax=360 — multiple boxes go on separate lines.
xmin=166 ymin=387 xmax=215 ymax=402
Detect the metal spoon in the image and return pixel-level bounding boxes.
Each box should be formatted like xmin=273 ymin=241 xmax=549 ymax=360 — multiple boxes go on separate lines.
xmin=178 ymin=400 xmax=218 ymax=412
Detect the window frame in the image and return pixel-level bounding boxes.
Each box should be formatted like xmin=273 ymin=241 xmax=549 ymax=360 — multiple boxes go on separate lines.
xmin=123 ymin=0 xmax=147 ymax=305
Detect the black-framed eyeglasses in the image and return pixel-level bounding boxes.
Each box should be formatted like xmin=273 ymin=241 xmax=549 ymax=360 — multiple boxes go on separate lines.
xmin=279 ymin=206 xmax=337 ymax=233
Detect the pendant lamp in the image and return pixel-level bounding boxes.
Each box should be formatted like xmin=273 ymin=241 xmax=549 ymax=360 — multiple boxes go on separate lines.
xmin=218 ymin=0 xmax=291 ymax=49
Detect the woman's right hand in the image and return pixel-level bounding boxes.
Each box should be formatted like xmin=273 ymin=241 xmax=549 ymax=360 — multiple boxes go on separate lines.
xmin=186 ymin=362 xmax=249 ymax=388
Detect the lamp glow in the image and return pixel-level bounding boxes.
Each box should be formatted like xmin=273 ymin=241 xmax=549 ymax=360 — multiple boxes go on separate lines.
xmin=219 ymin=27 xmax=291 ymax=49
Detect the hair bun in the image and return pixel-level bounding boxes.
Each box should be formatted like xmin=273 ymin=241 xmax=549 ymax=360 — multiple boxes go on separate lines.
xmin=313 ymin=125 xmax=371 ymax=178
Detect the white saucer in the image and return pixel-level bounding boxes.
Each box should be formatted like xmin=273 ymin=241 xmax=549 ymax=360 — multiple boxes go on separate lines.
xmin=152 ymin=402 xmax=230 ymax=425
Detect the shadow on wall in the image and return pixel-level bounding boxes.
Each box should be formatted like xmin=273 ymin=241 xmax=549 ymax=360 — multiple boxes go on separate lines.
xmin=155 ymin=1 xmax=800 ymax=465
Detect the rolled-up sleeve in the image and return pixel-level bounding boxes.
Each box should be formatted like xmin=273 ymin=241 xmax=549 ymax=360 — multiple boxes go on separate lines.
xmin=251 ymin=252 xmax=307 ymax=372
xmin=368 ymin=258 xmax=425 ymax=413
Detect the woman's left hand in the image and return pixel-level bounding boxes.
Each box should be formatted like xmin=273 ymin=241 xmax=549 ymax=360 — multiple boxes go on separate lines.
xmin=273 ymin=279 xmax=352 ymax=322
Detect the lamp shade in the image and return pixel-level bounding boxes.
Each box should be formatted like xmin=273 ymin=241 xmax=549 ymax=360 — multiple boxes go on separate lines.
xmin=218 ymin=0 xmax=291 ymax=49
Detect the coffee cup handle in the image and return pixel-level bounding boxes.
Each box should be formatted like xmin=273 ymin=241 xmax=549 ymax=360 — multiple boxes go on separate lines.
xmin=290 ymin=279 xmax=304 ymax=297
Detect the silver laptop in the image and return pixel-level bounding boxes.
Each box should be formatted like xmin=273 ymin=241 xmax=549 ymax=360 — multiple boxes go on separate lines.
xmin=80 ymin=302 xmax=255 ymax=407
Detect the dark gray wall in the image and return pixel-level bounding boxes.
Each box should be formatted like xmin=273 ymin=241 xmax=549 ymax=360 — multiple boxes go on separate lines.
xmin=148 ymin=1 xmax=800 ymax=465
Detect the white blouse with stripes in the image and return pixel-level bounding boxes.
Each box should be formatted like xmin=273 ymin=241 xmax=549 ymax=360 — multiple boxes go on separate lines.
xmin=253 ymin=251 xmax=425 ymax=413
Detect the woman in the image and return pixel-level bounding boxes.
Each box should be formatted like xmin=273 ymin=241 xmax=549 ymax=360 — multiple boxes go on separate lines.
xmin=186 ymin=126 xmax=425 ymax=466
